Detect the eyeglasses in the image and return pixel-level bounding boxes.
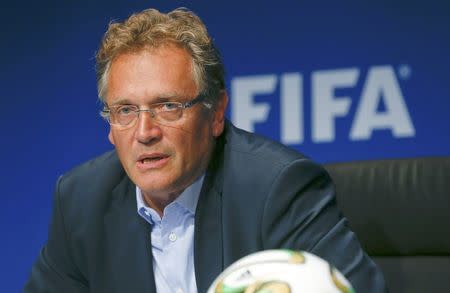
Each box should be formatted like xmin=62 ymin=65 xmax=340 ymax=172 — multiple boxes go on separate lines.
xmin=100 ymin=95 xmax=212 ymax=128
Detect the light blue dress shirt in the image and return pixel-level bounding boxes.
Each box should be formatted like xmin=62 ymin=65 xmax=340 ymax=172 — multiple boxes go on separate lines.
xmin=136 ymin=176 xmax=204 ymax=293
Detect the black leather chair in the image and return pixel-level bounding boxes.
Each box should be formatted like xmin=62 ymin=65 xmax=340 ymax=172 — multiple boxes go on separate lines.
xmin=324 ymin=157 xmax=450 ymax=293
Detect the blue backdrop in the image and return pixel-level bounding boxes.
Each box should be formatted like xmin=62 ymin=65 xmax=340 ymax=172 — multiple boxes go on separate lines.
xmin=2 ymin=0 xmax=449 ymax=291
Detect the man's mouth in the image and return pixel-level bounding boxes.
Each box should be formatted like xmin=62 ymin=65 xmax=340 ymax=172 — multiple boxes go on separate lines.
xmin=137 ymin=153 xmax=170 ymax=169
xmin=141 ymin=157 xmax=164 ymax=163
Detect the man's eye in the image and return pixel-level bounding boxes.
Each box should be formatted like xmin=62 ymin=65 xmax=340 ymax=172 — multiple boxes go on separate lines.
xmin=116 ymin=106 xmax=135 ymax=115
xmin=162 ymin=102 xmax=179 ymax=111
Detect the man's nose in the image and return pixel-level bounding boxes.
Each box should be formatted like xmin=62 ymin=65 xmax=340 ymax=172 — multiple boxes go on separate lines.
xmin=135 ymin=110 xmax=162 ymax=144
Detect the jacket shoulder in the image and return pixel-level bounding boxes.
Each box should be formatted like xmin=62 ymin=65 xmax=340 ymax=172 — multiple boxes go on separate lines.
xmin=224 ymin=122 xmax=308 ymax=167
xmin=57 ymin=150 xmax=126 ymax=203
xmin=61 ymin=150 xmax=122 ymax=181
xmin=221 ymin=122 xmax=325 ymax=199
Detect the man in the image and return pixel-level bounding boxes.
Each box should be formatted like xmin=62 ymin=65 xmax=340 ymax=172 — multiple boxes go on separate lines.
xmin=25 ymin=8 xmax=386 ymax=293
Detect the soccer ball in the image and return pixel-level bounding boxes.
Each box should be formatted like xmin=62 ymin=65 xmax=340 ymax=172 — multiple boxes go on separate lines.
xmin=208 ymin=249 xmax=355 ymax=293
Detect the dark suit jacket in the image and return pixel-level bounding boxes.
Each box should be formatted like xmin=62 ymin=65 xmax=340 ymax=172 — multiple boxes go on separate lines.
xmin=25 ymin=122 xmax=386 ymax=292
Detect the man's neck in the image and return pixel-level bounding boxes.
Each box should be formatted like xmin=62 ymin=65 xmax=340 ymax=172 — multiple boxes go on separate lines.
xmin=142 ymin=190 xmax=183 ymax=217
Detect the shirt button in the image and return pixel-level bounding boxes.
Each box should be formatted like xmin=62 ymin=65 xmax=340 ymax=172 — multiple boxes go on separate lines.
xmin=175 ymin=288 xmax=183 ymax=293
xmin=169 ymin=232 xmax=177 ymax=242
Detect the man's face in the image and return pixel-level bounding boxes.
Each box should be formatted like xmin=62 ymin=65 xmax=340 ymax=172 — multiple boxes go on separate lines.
xmin=106 ymin=45 xmax=227 ymax=200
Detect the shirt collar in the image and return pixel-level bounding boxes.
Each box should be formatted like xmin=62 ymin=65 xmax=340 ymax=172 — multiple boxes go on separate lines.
xmin=136 ymin=175 xmax=205 ymax=220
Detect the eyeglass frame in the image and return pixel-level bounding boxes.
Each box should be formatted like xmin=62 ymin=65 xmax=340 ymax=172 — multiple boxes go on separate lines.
xmin=100 ymin=94 xmax=213 ymax=128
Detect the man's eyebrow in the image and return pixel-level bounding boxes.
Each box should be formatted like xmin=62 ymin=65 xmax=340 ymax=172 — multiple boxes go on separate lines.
xmin=108 ymin=98 xmax=134 ymax=106
xmin=151 ymin=96 xmax=178 ymax=103
xmin=108 ymin=94 xmax=191 ymax=106
xmin=155 ymin=93 xmax=190 ymax=102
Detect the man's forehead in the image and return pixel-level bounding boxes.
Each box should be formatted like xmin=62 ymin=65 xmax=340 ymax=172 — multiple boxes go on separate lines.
xmin=105 ymin=46 xmax=198 ymax=105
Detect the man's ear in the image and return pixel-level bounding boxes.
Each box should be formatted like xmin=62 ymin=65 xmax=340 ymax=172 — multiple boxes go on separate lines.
xmin=212 ymin=90 xmax=228 ymax=137
xmin=108 ymin=130 xmax=116 ymax=145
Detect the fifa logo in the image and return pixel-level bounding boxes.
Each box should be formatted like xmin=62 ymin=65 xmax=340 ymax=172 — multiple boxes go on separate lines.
xmin=231 ymin=65 xmax=415 ymax=145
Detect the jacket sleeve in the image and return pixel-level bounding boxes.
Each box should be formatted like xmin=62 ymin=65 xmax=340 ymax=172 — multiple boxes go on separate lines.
xmin=261 ymin=158 xmax=387 ymax=293
xmin=23 ymin=176 xmax=88 ymax=293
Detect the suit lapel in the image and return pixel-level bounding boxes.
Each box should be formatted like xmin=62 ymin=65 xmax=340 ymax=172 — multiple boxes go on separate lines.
xmin=194 ymin=137 xmax=226 ymax=293
xmin=103 ymin=175 xmax=157 ymax=292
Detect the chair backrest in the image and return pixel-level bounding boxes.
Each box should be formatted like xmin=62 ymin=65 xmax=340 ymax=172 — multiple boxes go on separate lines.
xmin=324 ymin=157 xmax=450 ymax=293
